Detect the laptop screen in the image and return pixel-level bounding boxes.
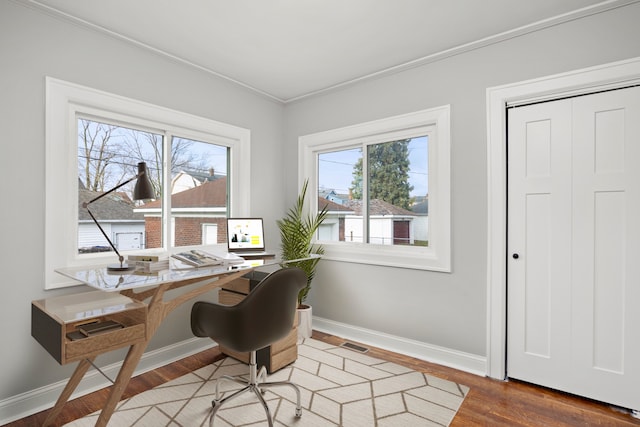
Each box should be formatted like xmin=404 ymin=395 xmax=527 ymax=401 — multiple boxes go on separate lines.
xmin=227 ymin=218 xmax=266 ymax=252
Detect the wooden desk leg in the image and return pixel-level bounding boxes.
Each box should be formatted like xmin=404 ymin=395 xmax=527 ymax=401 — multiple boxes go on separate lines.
xmin=94 ymin=342 xmax=148 ymax=427
xmin=43 ymin=357 xmax=95 ymax=427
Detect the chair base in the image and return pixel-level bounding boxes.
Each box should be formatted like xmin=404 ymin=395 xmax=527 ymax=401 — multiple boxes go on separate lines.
xmin=210 ymin=351 xmax=302 ymax=426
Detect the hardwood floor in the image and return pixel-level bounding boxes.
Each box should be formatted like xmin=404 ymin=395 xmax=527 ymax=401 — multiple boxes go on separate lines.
xmin=6 ymin=331 xmax=640 ymax=426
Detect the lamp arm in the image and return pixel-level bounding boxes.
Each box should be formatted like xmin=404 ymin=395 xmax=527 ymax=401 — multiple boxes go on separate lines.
xmin=84 ymin=171 xmax=144 ymax=205
xmin=82 ymin=170 xmax=145 ymax=269
xmin=85 ymin=205 xmax=125 ymax=267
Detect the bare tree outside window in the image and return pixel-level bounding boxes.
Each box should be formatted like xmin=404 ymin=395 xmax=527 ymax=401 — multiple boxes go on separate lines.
xmin=77 ymin=118 xmax=228 ymax=254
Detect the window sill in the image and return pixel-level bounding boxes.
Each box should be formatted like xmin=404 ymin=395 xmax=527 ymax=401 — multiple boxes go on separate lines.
xmin=319 ymin=242 xmax=451 ymax=272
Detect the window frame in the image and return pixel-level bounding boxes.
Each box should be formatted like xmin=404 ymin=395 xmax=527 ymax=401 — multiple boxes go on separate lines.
xmin=45 ymin=77 xmax=251 ymax=289
xmin=299 ymin=106 xmax=451 ymax=272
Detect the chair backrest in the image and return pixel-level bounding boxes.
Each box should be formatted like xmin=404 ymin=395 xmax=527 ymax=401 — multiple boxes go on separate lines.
xmin=192 ymin=267 xmax=306 ymax=353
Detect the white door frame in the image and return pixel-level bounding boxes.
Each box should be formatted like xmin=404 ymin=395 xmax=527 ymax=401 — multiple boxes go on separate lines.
xmin=485 ymin=56 xmax=640 ymax=380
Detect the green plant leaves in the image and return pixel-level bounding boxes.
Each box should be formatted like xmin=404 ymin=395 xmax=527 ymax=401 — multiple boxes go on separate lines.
xmin=277 ymin=179 xmax=328 ymax=305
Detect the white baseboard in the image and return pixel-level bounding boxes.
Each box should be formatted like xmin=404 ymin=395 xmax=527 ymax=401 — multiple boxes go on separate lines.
xmin=2 ymin=318 xmax=487 ymax=424
xmin=0 ymin=337 xmax=215 ymax=425
xmin=313 ymin=316 xmax=487 ymax=376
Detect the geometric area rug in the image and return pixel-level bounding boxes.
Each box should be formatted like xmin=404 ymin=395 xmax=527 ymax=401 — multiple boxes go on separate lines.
xmin=64 ymin=338 xmax=469 ymax=426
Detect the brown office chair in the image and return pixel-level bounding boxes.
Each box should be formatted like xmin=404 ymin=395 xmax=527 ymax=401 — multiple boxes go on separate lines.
xmin=191 ymin=267 xmax=306 ymax=426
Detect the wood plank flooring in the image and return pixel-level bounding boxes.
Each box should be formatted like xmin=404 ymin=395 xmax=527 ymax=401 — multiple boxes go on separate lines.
xmin=6 ymin=331 xmax=640 ymax=426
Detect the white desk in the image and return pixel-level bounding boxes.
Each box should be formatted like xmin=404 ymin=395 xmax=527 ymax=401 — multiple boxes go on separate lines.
xmin=54 ymin=258 xmax=270 ymax=292
xmin=34 ymin=258 xmax=279 ymax=427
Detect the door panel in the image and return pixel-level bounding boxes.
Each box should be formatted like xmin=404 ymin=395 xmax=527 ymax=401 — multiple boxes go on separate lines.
xmin=508 ymin=99 xmax=573 ymax=390
xmin=507 ymin=86 xmax=640 ymax=411
xmin=523 ymin=193 xmax=551 ymax=358
xmin=570 ymin=88 xmax=640 ymax=408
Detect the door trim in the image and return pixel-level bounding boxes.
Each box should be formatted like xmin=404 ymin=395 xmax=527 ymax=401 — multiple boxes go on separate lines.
xmin=485 ymin=56 xmax=640 ymax=380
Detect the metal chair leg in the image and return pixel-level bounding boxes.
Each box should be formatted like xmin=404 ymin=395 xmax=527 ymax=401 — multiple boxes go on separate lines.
xmin=252 ymin=385 xmax=274 ymax=426
xmin=210 ymin=385 xmax=250 ymax=427
xmin=208 ymin=350 xmax=302 ymax=425
xmin=259 ymin=380 xmax=303 ymax=417
xmin=215 ymin=374 xmax=248 ymax=400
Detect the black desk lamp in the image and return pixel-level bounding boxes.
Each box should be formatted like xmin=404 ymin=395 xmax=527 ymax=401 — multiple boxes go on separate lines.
xmin=83 ymin=162 xmax=156 ymax=271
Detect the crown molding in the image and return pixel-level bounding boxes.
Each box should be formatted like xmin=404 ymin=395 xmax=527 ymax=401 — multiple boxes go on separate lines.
xmin=18 ymin=0 xmax=640 ymax=104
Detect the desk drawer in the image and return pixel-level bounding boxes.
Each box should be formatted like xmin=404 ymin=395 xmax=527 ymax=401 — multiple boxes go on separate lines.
xmin=32 ymin=293 xmax=147 ymax=365
xmin=64 ymin=323 xmax=146 ymax=363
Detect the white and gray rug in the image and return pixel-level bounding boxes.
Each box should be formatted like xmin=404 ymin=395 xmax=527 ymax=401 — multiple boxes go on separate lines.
xmin=66 ymin=338 xmax=469 ymax=426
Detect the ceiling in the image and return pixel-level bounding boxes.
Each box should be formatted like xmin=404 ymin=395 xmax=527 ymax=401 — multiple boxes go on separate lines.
xmin=24 ymin=0 xmax=626 ymax=102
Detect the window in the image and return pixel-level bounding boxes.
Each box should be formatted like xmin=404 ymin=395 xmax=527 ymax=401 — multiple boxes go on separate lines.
xmin=77 ymin=119 xmax=230 ymax=254
xmin=300 ymin=106 xmax=450 ymax=271
xmin=318 ymin=137 xmax=428 ymax=246
xmin=46 ymin=77 xmax=250 ymax=289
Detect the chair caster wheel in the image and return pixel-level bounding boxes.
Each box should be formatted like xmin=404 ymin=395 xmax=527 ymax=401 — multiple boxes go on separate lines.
xmin=295 ymin=408 xmax=302 ymax=418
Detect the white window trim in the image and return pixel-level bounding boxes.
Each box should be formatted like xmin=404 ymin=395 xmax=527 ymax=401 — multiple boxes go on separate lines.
xmin=45 ymin=77 xmax=250 ymax=289
xmin=299 ymin=106 xmax=451 ymax=272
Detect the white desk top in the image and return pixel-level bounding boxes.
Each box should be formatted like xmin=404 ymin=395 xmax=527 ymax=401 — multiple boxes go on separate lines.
xmin=34 ymin=291 xmax=145 ymax=323
xmin=55 ymin=258 xmax=274 ymax=292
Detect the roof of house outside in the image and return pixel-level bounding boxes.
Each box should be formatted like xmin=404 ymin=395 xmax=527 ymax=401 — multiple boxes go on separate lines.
xmin=171 ymin=168 xmax=225 ymax=192
xmin=78 ymin=188 xmax=144 ymax=221
xmin=319 ymin=197 xmax=353 ymax=213
xmin=179 ymin=168 xmax=223 ymax=183
xmin=142 ymin=176 xmax=227 ymax=209
xmin=412 ymin=199 xmax=428 ymax=214
xmin=345 ymin=199 xmax=416 ymax=216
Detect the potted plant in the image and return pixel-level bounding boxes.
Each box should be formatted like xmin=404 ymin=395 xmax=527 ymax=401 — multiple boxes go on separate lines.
xmin=277 ymin=179 xmax=328 ymax=339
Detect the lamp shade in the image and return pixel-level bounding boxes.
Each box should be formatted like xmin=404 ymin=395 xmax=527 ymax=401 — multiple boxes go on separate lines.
xmin=133 ymin=162 xmax=155 ymax=201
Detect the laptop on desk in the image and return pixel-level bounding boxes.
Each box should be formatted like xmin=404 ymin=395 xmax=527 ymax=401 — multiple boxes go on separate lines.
xmin=226 ymin=218 xmax=274 ymax=258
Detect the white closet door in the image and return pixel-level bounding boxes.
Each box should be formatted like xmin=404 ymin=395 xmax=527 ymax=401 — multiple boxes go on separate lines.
xmin=507 ymin=98 xmax=573 ymax=390
xmin=507 ymin=86 xmax=640 ymax=412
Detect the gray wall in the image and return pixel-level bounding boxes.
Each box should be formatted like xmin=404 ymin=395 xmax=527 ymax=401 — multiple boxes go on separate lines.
xmin=2 ymin=0 xmax=640 ymax=418
xmin=0 ymin=1 xmax=284 ymax=403
xmin=283 ymin=2 xmax=640 ymax=356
